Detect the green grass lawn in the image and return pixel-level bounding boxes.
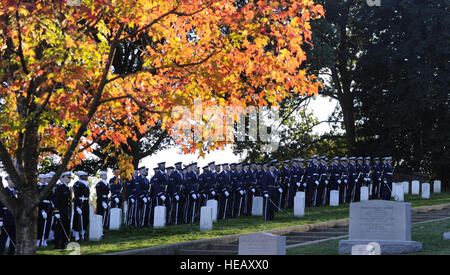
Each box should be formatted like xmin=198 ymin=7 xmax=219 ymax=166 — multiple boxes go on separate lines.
xmin=37 ymin=192 xmax=450 ymax=255
xmin=287 ymin=218 xmax=450 ymax=255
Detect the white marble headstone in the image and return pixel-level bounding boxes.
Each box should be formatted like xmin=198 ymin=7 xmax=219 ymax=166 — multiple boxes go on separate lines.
xmin=109 ymin=208 xmax=122 ymax=230
xmin=330 ymin=190 xmax=339 ymax=206
xmin=411 ymin=181 xmax=420 ymax=195
xmin=294 ymin=192 xmax=305 ymax=217
xmin=153 ymin=206 xmax=166 ymax=228
xmin=360 ymin=187 xmax=369 ymax=201
xmin=206 ymin=200 xmax=218 ymax=222
xmin=200 ymin=206 xmax=213 ymax=231
xmin=89 ymin=214 xmax=103 ymax=241
xmin=251 ymin=196 xmax=263 ymax=216
xmin=433 ymin=180 xmax=441 ymax=193
xmin=403 ymin=181 xmax=409 ymax=195
xmin=421 ymin=183 xmax=430 ymax=199
xmin=393 ymin=182 xmax=404 ymax=202
xmin=89 ymin=203 xmax=95 ymax=222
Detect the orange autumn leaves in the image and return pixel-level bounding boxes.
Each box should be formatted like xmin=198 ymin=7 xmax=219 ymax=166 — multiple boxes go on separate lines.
xmin=0 ymin=0 xmax=324 ymax=177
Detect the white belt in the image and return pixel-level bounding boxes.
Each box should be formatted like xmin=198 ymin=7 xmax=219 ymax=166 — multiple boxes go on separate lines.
xmin=43 ymin=200 xmax=51 ymax=203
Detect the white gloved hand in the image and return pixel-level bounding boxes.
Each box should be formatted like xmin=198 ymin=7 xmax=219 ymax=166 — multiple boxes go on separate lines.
xmin=337 ymin=180 xmax=342 ymax=184
xmin=303 ymin=183 xmax=307 ymax=187
xmin=55 ymin=214 xmax=60 ymax=219
xmin=211 ymin=191 xmax=216 ymax=196
xmin=76 ymin=207 xmax=82 ymax=215
xmin=378 ymin=177 xmax=381 ymax=181
xmin=175 ymin=195 xmax=180 ymax=201
xmin=115 ymin=197 xmax=119 ymax=204
xmin=224 ymin=191 xmax=229 ymax=197
xmin=264 ymin=194 xmax=269 ymax=198
xmin=41 ymin=210 xmax=47 ymax=219
xmin=0 ymin=221 xmax=3 ymax=227
xmin=278 ymin=188 xmax=283 ymax=193
xmin=355 ymin=179 xmax=358 ymax=183
xmin=251 ymin=188 xmax=255 ymax=193
xmin=315 ymin=180 xmax=319 ymax=186
xmin=131 ymin=198 xmax=135 ymax=203
xmin=384 ymin=180 xmax=387 ymax=184
xmin=344 ymin=180 xmax=348 ymax=184
xmin=142 ymin=197 xmax=148 ymax=203
xmin=102 ymin=202 xmax=108 ymax=209
xmin=161 ymin=195 xmax=166 ymax=201
xmin=325 ymin=180 xmax=329 ymax=185
xmin=296 ymin=182 xmax=300 ymax=187
xmin=239 ymin=190 xmax=244 ymax=195
xmin=192 ymin=194 xmax=197 ymax=199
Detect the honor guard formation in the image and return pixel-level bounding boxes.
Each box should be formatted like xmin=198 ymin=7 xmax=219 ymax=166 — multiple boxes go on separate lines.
xmin=0 ymin=155 xmax=394 ymax=253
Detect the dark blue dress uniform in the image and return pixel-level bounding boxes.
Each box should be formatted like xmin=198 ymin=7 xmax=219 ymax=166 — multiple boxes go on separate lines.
xmin=109 ymin=176 xmax=123 ymax=208
xmin=287 ymin=163 xmax=299 ymax=208
xmin=305 ymin=160 xmax=319 ymax=207
xmin=125 ymin=176 xmax=140 ymax=228
xmin=168 ymin=168 xmax=184 ymax=225
xmin=279 ymin=163 xmax=290 ymax=209
xmin=354 ymin=159 xmax=364 ymax=202
xmin=327 ymin=161 xmax=340 ymax=204
xmin=372 ymin=158 xmax=382 ymax=198
xmin=217 ymin=167 xmax=231 ymax=219
xmin=203 ymin=169 xmax=217 ymax=202
xmin=362 ymin=159 xmax=372 ymax=197
xmin=315 ymin=160 xmax=328 ymax=206
xmin=347 ymin=160 xmax=358 ymax=203
xmin=72 ymin=179 xmax=90 ymax=239
xmin=242 ymin=167 xmax=253 ymax=216
xmin=52 ymin=180 xmax=72 ymax=249
xmin=231 ymin=169 xmax=244 ymax=217
xmin=37 ymin=178 xmax=53 ymax=246
xmin=184 ymin=169 xmax=199 ymax=223
xmin=381 ymin=158 xmax=393 ymax=200
xmin=136 ymin=173 xmax=151 ymax=227
xmin=339 ymin=161 xmax=349 ymax=204
xmin=246 ymin=166 xmax=258 ymax=214
xmin=262 ymin=169 xmax=277 ymax=220
xmin=0 ymin=186 xmax=17 ymax=255
xmin=297 ymin=162 xmax=307 ymax=192
xmin=95 ymin=179 xmax=109 ymax=228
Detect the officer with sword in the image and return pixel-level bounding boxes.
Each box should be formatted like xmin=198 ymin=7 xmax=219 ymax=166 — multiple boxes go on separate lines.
xmin=95 ymin=171 xmax=110 ymax=229
xmin=0 ymin=175 xmax=18 ymax=255
xmin=72 ymin=171 xmax=90 ymax=241
xmin=52 ymin=171 xmax=72 ymax=250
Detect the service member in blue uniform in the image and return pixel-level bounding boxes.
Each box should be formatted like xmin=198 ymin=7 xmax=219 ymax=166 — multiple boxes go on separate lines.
xmin=37 ymin=173 xmax=53 ymax=247
xmin=95 ymin=171 xmax=110 ymax=229
xmin=362 ymin=157 xmax=372 ymax=198
xmin=217 ymin=163 xmax=231 ymax=219
xmin=354 ymin=157 xmax=364 ymax=202
xmin=125 ymin=170 xmax=139 ymax=228
xmin=72 ymin=171 xmax=90 ymax=240
xmin=262 ymin=163 xmax=277 ymax=220
xmin=327 ymin=157 xmax=341 ymax=205
xmin=52 ymin=171 xmax=72 ymax=250
xmin=169 ymin=162 xmax=184 ymax=225
xmin=381 ymin=157 xmax=394 ymax=200
xmin=347 ymin=157 xmax=357 ymax=203
xmin=315 ymin=156 xmax=329 ymax=206
xmin=184 ymin=163 xmax=199 ymax=223
xmin=137 ymin=166 xmax=152 ymax=227
xmin=279 ymin=160 xmax=290 ymax=209
xmin=305 ymin=156 xmax=320 ymax=207
xmin=371 ymin=157 xmax=382 ymax=199
xmin=339 ymin=157 xmax=349 ymax=204
xmin=109 ymin=168 xmax=123 ymax=209
xmin=247 ymin=163 xmax=258 ymax=214
xmin=241 ymin=163 xmax=252 ymax=216
xmin=0 ymin=175 xmax=18 ymax=255
xmin=287 ymin=159 xmax=299 ymax=208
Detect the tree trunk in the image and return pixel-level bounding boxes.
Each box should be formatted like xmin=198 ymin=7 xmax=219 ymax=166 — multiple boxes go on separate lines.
xmin=14 ymin=204 xmax=38 ymax=254
xmin=340 ymin=95 xmax=356 ymax=155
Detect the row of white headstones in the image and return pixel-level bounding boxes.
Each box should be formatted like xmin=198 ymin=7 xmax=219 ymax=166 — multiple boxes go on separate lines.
xmin=86 ymin=180 xmax=442 ymax=240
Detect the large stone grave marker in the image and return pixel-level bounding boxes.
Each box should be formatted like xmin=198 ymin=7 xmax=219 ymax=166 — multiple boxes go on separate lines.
xmin=338 ymin=200 xmax=422 ymax=254
xmin=239 ymin=232 xmax=286 ymax=255
xmin=89 ymin=214 xmax=103 ymax=241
